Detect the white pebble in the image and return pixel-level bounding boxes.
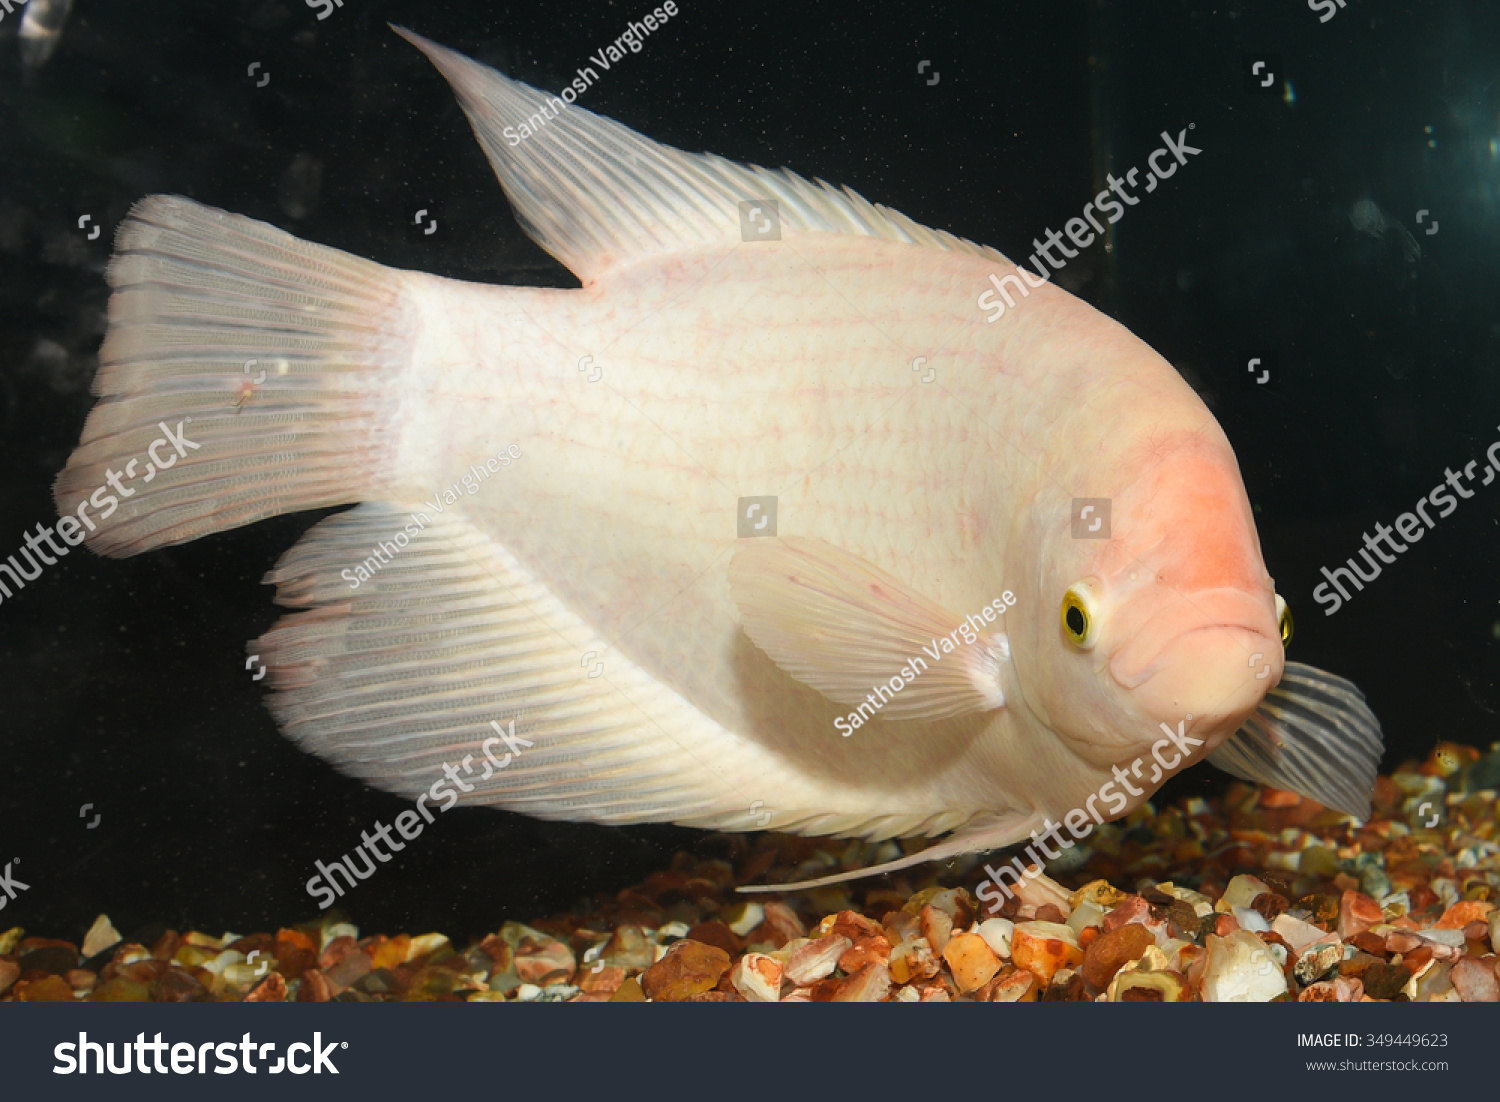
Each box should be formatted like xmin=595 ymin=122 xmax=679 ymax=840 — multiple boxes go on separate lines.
xmin=1066 ymin=902 xmax=1104 ymax=939
xmin=1216 ymin=874 xmax=1270 ymax=913
xmin=977 ymin=917 xmax=1015 ymax=959
xmin=1200 ymin=931 xmax=1288 ymax=1003
xmin=1418 ymin=928 xmax=1465 ymax=948
xmin=1232 ymin=906 xmax=1271 ymax=933
xmin=201 ymin=950 xmax=246 ymax=976
xmin=727 ymin=902 xmax=765 ymax=938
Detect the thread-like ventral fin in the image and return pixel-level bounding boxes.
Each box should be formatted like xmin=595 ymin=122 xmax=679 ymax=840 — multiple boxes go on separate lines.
xmin=737 ymin=809 xmax=1043 ymax=894
xmin=1207 ymin=661 xmax=1384 ymax=819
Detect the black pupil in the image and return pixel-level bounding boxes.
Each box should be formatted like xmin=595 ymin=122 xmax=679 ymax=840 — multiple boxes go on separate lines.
xmin=1065 ymin=605 xmax=1086 ymax=636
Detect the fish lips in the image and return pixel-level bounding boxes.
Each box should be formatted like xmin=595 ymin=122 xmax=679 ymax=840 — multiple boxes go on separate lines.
xmin=1106 ymin=591 xmax=1282 ymax=731
xmin=1107 ymin=588 xmax=1278 ymax=683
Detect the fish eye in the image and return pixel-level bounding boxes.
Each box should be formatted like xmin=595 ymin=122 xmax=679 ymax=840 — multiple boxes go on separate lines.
xmin=1061 ymin=585 xmax=1098 ymax=649
xmin=1276 ymin=593 xmax=1293 ymax=647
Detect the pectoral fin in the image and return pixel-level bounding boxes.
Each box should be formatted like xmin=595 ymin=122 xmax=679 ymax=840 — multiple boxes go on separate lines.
xmin=728 ymin=535 xmax=1007 ymax=722
xmin=1207 ymin=662 xmax=1384 ymax=819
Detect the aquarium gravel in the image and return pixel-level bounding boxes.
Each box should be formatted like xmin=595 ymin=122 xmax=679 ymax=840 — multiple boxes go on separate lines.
xmin=5 ymin=747 xmax=1497 ymax=1004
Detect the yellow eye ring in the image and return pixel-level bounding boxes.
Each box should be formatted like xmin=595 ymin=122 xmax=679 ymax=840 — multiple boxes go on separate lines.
xmin=1061 ymin=586 xmax=1096 ymax=649
xmin=1276 ymin=593 xmax=1293 ymax=647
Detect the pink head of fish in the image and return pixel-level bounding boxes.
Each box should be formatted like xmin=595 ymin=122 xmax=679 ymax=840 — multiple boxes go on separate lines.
xmin=1012 ymin=412 xmax=1284 ymax=783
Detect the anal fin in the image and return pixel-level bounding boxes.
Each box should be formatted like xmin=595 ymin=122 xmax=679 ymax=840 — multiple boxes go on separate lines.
xmin=255 ymin=502 xmax=738 ymax=824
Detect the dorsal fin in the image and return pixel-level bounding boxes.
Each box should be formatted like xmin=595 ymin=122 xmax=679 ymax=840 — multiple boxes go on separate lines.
xmin=392 ymin=26 xmax=1006 ymax=284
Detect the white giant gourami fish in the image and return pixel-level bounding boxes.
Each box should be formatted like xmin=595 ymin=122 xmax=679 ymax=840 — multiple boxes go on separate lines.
xmin=55 ymin=28 xmax=1382 ymax=890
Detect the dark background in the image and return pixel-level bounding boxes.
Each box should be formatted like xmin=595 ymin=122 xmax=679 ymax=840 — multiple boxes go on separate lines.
xmin=1 ymin=0 xmax=1496 ymax=942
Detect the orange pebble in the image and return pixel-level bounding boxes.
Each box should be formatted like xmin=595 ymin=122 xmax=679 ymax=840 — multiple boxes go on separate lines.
xmin=1434 ymin=900 xmax=1494 ymax=930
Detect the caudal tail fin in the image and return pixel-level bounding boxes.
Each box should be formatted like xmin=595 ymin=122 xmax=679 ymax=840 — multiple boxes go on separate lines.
xmin=53 ymin=195 xmax=416 ymax=557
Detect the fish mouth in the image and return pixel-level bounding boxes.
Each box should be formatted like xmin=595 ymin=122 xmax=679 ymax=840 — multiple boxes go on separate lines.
xmin=1107 ymin=588 xmax=1279 ymax=690
xmin=1112 ymin=622 xmax=1274 ymax=687
xmin=1111 ymin=619 xmax=1282 ymax=740
xmin=1106 ymin=587 xmax=1282 ymax=735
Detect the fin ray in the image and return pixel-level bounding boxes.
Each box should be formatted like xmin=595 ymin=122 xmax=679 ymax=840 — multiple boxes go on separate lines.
xmin=738 ymin=810 xmax=1044 ymax=893
xmin=53 ymin=196 xmax=414 ymax=557
xmin=728 ymin=536 xmax=1007 ymax=722
xmin=1207 ymin=662 xmax=1383 ymax=819
xmin=392 ymin=26 xmax=1006 ymax=284
xmin=257 ymin=504 xmax=992 ymax=839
